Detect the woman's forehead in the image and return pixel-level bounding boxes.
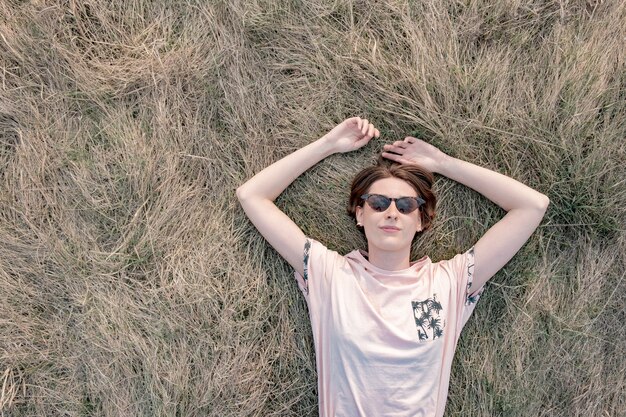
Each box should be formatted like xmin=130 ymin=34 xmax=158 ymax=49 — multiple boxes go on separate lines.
xmin=368 ymin=177 xmax=417 ymax=196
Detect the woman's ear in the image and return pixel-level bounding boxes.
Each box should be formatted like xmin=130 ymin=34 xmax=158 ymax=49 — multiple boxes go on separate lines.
xmin=356 ymin=205 xmax=362 ymax=224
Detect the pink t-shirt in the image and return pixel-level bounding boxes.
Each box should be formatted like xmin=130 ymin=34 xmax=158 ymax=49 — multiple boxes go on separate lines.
xmin=293 ymin=237 xmax=486 ymax=417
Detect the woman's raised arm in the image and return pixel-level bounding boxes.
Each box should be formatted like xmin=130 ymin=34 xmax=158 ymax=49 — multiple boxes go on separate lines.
xmin=236 ymin=117 xmax=379 ymax=276
xmin=382 ymin=136 xmax=549 ymax=293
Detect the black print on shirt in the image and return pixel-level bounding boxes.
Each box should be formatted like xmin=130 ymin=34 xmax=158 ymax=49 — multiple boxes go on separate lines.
xmin=465 ymin=246 xmax=484 ymax=305
xmin=302 ymin=239 xmax=311 ymax=296
xmin=411 ymin=294 xmax=444 ymax=342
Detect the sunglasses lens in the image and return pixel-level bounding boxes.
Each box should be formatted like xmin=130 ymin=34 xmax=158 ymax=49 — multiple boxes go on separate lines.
xmin=369 ymin=195 xmax=390 ymax=212
xmin=397 ymin=198 xmax=418 ymax=214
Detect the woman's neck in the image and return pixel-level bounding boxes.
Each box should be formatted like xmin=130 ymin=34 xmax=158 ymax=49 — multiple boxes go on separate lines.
xmin=363 ymin=245 xmax=411 ymax=271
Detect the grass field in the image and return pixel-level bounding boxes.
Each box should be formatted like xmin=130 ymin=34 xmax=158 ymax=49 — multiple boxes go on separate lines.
xmin=0 ymin=1 xmax=624 ymax=416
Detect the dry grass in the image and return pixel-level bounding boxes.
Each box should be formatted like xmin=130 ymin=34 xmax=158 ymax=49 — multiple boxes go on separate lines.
xmin=0 ymin=0 xmax=624 ymax=416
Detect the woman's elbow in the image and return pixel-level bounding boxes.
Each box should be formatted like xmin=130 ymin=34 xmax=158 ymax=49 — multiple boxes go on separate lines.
xmin=538 ymin=194 xmax=550 ymax=211
xmin=236 ymin=186 xmax=248 ymax=201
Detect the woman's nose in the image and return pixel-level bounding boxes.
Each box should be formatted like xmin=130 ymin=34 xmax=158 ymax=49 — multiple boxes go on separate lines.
xmin=385 ymin=201 xmax=400 ymax=218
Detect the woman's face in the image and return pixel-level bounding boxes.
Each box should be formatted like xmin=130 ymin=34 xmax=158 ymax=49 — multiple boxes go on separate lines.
xmin=355 ymin=177 xmax=423 ymax=251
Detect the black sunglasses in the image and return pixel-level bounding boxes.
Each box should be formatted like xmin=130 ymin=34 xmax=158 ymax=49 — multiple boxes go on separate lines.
xmin=360 ymin=194 xmax=426 ymax=214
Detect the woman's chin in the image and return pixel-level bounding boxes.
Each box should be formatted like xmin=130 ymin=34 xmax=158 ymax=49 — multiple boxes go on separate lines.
xmin=369 ymin=238 xmax=409 ymax=251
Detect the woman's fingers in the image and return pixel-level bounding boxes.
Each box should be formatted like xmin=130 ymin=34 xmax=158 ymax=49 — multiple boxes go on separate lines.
xmin=361 ymin=119 xmax=369 ymax=135
xmin=383 ymin=144 xmax=405 ymax=153
xmin=350 ymin=117 xmax=381 ymax=138
xmin=381 ymin=152 xmax=405 ymax=163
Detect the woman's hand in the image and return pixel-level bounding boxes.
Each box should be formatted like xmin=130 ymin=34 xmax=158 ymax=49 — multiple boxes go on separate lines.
xmin=322 ymin=117 xmax=380 ymax=154
xmin=381 ymin=137 xmax=448 ymax=173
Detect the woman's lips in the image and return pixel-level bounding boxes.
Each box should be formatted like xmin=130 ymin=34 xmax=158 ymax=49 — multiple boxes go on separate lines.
xmin=380 ymin=227 xmax=400 ymax=233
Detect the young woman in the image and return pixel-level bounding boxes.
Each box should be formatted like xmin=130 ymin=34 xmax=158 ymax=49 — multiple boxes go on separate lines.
xmin=236 ymin=117 xmax=549 ymax=417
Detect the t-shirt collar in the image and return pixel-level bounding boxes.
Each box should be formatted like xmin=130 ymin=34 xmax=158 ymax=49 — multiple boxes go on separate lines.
xmin=346 ymin=248 xmax=430 ymax=276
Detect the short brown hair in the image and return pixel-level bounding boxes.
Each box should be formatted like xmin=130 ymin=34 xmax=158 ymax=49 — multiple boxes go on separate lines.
xmin=347 ymin=155 xmax=436 ymax=237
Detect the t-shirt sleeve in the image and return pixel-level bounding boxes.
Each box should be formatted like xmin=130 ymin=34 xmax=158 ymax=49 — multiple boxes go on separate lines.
xmin=293 ymin=237 xmax=341 ymax=303
xmin=441 ymin=246 xmax=486 ymax=335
